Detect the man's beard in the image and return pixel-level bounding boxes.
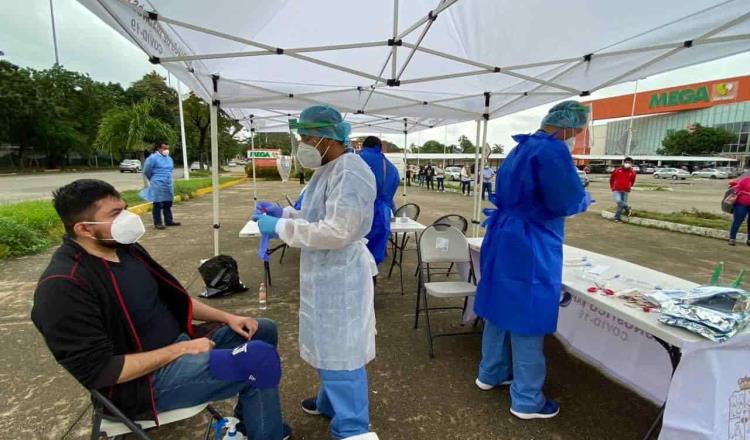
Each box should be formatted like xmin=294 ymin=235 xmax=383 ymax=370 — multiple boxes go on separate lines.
xmin=94 ymin=230 xmax=120 ymax=249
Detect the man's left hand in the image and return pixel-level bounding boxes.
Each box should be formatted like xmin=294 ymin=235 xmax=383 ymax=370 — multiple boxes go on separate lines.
xmin=226 ymin=315 xmax=259 ymax=339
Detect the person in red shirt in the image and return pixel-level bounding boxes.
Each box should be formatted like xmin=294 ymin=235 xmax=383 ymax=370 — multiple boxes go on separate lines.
xmin=609 ymin=157 xmax=637 ymax=222
xmin=728 ymin=174 xmax=750 ymax=246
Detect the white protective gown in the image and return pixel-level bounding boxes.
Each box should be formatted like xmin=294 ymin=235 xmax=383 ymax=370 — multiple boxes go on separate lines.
xmin=277 ymin=153 xmax=378 ymax=371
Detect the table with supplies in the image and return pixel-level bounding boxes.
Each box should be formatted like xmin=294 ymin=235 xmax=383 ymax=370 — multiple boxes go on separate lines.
xmin=387 ymin=218 xmax=427 ymax=295
xmin=464 ymin=237 xmax=750 ymax=440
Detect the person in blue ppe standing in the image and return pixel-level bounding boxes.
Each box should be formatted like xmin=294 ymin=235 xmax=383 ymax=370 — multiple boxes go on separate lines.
xmin=253 ymin=106 xmax=380 ymax=440
xmin=473 ymin=101 xmax=594 ymax=420
xmin=359 ymin=136 xmax=400 ymax=265
xmin=140 ymin=142 xmax=180 ymax=230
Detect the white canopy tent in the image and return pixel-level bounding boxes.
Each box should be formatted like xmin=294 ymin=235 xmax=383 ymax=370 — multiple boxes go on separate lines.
xmin=77 ymin=0 xmax=750 ymax=253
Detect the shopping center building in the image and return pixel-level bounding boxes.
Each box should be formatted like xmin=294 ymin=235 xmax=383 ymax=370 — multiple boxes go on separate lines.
xmin=575 ymin=76 xmax=750 ymax=168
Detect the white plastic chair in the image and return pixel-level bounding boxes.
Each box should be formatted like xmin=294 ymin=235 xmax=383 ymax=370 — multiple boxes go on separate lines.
xmin=414 ymin=224 xmax=477 ymax=357
xmin=90 ymin=390 xmax=222 ymax=440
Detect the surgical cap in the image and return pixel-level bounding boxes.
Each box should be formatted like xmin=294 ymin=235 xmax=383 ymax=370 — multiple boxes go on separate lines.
xmin=290 ymin=105 xmax=352 ymax=143
xmin=541 ymin=100 xmax=590 ymax=129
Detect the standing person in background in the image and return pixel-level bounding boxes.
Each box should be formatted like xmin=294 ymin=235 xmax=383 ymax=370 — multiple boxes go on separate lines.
xmin=609 ymin=157 xmax=637 ymax=223
xmin=359 ymin=136 xmax=400 ymax=264
xmin=728 ymin=173 xmax=750 ymax=246
xmin=461 ymin=165 xmax=472 ymax=196
xmin=418 ymin=166 xmax=426 ymax=187
xmin=435 ymin=166 xmax=445 ymax=192
xmin=141 ymin=142 xmax=180 ymax=230
xmin=425 ymin=164 xmax=435 ymax=191
xmin=474 ymin=101 xmax=593 ymax=420
xmin=405 ymin=165 xmax=412 ymax=186
xmin=482 ymin=165 xmax=495 ymax=200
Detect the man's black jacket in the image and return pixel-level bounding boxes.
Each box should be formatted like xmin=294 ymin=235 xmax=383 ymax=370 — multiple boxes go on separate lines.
xmin=31 ymin=237 xmax=195 ymax=422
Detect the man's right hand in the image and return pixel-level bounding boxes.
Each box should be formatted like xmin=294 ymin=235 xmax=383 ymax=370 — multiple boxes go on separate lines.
xmin=177 ymin=337 xmax=215 ymax=355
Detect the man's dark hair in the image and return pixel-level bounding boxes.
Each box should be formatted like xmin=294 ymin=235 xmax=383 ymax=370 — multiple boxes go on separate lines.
xmin=624 ymin=156 xmax=633 ymax=162
xmin=362 ymin=136 xmax=381 ymax=149
xmin=52 ymin=179 xmax=121 ymax=235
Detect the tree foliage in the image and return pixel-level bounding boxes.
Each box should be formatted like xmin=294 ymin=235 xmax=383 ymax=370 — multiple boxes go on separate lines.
xmin=658 ymin=124 xmax=736 ymax=156
xmin=96 ymin=99 xmax=175 ymax=160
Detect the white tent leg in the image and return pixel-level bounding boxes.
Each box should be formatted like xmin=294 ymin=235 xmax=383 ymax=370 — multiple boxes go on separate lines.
xmin=250 ymin=118 xmax=258 ymax=208
xmin=403 ymin=118 xmax=408 ymax=198
xmin=210 ymin=100 xmax=220 ymax=256
xmin=475 ymin=117 xmax=489 ymax=235
xmin=471 ymin=119 xmax=481 ymax=236
xmin=177 ymin=81 xmax=189 ymax=180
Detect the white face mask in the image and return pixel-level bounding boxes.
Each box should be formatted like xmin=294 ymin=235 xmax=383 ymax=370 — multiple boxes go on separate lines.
xmin=623 ymin=163 xmax=632 ymax=169
xmin=296 ymin=137 xmax=329 ymax=169
xmin=81 ymin=210 xmax=146 ymax=244
xmin=160 ymin=149 xmax=170 ymax=157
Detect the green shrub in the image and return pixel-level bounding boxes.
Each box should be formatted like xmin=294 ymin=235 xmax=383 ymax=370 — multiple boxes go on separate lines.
xmin=631 ymin=209 xmax=732 ymax=230
xmin=0 ymin=217 xmax=51 ymax=258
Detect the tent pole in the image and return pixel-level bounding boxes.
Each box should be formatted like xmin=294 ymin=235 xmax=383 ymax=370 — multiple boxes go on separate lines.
xmin=472 ymin=119 xmax=481 ymax=236
xmin=475 ymin=116 xmax=490 ymax=236
xmin=177 ymin=81 xmax=189 ymax=180
xmin=250 ymin=118 xmax=258 ymax=208
xmin=391 ymin=0 xmax=398 ymax=79
xmin=625 ymin=80 xmax=639 ymax=156
xmin=403 ymin=118 xmax=408 ymax=198
xmin=210 ymin=97 xmax=220 ymax=256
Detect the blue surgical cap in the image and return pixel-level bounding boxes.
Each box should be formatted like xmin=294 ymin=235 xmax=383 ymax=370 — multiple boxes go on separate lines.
xmin=541 ymin=100 xmax=590 ymax=129
xmin=291 ymin=105 xmax=351 ymax=143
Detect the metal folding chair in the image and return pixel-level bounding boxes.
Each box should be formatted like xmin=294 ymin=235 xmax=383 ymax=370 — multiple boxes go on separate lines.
xmin=413 ymin=215 xmax=468 ymax=277
xmin=414 ymin=225 xmax=478 ymax=358
xmin=89 ymin=390 xmax=222 ymax=440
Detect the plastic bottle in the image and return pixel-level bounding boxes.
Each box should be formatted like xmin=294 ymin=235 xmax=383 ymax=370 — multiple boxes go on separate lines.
xmin=258 ymin=282 xmax=267 ymax=310
xmin=221 ymin=417 xmax=245 ymax=440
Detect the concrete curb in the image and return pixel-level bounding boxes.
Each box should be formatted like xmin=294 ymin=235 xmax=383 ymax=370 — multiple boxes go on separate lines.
xmin=601 ymin=210 xmax=747 ymax=242
xmin=128 ymin=178 xmax=247 ymax=216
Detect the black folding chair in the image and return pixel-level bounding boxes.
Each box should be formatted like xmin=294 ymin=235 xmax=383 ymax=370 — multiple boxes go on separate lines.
xmin=89 ymin=389 xmax=222 ymax=440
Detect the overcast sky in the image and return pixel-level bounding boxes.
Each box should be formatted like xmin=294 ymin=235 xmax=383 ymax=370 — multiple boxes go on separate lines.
xmin=2 ymin=0 xmax=750 ymax=150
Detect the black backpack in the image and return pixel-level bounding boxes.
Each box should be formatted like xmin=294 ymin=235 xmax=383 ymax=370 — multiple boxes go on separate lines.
xmin=197 ymin=255 xmax=248 ymax=298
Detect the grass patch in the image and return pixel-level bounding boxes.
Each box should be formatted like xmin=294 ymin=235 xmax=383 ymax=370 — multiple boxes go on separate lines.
xmin=0 ymin=177 xmax=239 ymax=259
xmin=631 ymin=209 xmax=732 ymax=230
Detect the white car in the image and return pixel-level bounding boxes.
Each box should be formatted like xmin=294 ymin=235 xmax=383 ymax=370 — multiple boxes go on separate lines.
xmin=691 ymin=168 xmax=729 ymax=179
xmin=119 ymin=159 xmax=141 ymax=173
xmin=653 ymin=168 xmax=690 ymax=180
xmin=190 ymin=161 xmax=203 ymax=171
xmin=444 ymin=166 xmax=462 ymax=181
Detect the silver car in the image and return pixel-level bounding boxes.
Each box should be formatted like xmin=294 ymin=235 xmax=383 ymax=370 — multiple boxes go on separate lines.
xmin=444 ymin=166 xmax=462 ymax=181
xmin=119 ymin=159 xmax=141 ymax=173
xmin=653 ymin=168 xmax=690 ymax=180
xmin=691 ymin=168 xmax=729 ymax=179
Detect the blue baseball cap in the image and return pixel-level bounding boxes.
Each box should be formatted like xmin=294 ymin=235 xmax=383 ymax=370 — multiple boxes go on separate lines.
xmin=208 ymin=340 xmax=281 ymax=389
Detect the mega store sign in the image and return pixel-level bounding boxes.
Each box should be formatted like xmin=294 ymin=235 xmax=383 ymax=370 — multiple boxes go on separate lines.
xmin=648 ymin=81 xmax=739 ymax=109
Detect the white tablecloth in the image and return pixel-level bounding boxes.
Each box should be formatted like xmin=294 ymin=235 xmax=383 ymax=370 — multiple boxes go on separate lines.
xmin=465 ymin=237 xmax=750 ymax=440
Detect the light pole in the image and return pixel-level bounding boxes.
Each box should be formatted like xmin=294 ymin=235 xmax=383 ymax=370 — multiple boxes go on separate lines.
xmin=49 ymin=0 xmax=60 ymax=65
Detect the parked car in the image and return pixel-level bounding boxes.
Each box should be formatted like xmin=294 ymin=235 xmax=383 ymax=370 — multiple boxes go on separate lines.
xmin=190 ymin=161 xmax=203 ymax=171
xmin=632 ymin=165 xmax=641 ymax=173
xmin=691 ymin=168 xmax=729 ymax=179
xmin=444 ymin=166 xmax=462 ymax=181
xmin=228 ymin=161 xmax=239 ymax=167
xmin=653 ymin=168 xmax=690 ymax=180
xmin=119 ymin=159 xmax=141 ymax=173
xmin=641 ymin=165 xmax=656 ymax=174
xmin=717 ymin=166 xmax=741 ymax=178
xmin=577 ymin=169 xmax=590 ymax=187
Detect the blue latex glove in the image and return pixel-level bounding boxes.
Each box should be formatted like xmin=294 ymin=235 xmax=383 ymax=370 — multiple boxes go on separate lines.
xmin=255 ymin=201 xmax=283 ymax=218
xmin=255 ymin=214 xmax=280 ymax=236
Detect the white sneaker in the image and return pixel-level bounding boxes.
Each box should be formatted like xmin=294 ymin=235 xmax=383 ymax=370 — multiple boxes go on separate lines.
xmin=475 ymin=378 xmax=512 ymax=390
xmin=343 ymin=433 xmax=379 ymax=440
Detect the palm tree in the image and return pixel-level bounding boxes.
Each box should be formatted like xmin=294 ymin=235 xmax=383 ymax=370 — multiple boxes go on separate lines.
xmin=96 ymin=98 xmax=175 ymax=164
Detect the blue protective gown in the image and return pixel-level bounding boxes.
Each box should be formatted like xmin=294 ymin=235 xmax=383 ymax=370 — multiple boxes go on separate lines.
xmin=140 ymin=153 xmax=175 ymax=203
xmin=358 ymin=146 xmax=400 ymax=264
xmin=474 ymin=130 xmax=588 ymax=335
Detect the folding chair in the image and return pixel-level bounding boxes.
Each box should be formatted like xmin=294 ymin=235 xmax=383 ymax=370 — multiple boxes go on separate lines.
xmin=414 ymin=224 xmax=477 ymax=358
xmin=387 ymin=203 xmax=421 ymax=279
xmin=413 ymin=214 xmax=468 ymax=277
xmin=89 ymin=390 xmax=222 ymax=440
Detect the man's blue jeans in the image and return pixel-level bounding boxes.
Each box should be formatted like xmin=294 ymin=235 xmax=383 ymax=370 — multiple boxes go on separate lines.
xmin=152 ymin=319 xmax=284 ymax=440
xmin=152 ymin=200 xmax=174 ymax=226
xmin=478 ymin=320 xmax=547 ymax=414
xmin=730 ymin=203 xmax=750 ymax=239
xmin=612 ymin=191 xmax=629 ymax=220
xmin=316 ymin=368 xmax=369 ymax=439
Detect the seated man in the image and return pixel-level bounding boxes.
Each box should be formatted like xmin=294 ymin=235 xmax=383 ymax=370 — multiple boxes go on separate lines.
xmin=31 ymin=179 xmax=290 ymax=440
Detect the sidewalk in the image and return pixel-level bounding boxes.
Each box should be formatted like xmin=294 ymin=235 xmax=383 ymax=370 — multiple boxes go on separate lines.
xmin=1 ymin=181 xmax=746 ymax=439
